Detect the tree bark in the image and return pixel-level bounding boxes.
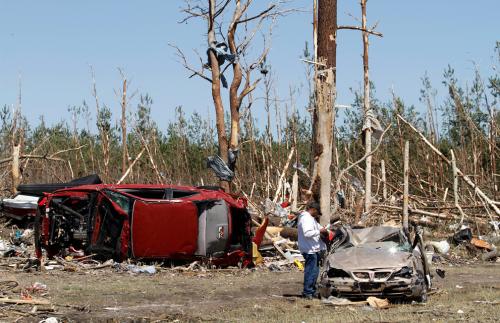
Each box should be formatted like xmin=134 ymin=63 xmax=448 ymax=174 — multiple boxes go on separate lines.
xmin=208 ymin=0 xmax=229 ymax=191
xmin=12 ymin=145 xmax=20 ymax=194
xmin=451 ymin=149 xmax=467 ymax=223
xmin=381 ymin=159 xmax=387 ymax=200
xmin=403 ymin=141 xmax=409 ymax=232
xmin=312 ymin=0 xmax=337 ymax=225
xmin=228 ymin=1 xmax=243 ymax=156
xmin=361 ymin=0 xmax=372 ymax=212
xmin=121 ymin=77 xmax=128 ymax=174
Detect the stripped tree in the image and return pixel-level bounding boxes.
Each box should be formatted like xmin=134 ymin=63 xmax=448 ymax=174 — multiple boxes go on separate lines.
xmin=311 ymin=0 xmax=337 ymax=225
xmin=175 ymin=0 xmax=287 ymax=191
xmin=119 ymin=69 xmax=129 ymax=175
xmin=337 ymin=0 xmax=382 ymax=213
xmin=116 ymin=69 xmax=136 ymax=176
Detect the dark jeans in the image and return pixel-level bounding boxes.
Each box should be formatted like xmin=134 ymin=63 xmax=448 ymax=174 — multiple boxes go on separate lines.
xmin=302 ymin=252 xmax=321 ymax=297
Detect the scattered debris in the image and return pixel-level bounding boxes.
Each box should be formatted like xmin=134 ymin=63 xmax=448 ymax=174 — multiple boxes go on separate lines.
xmin=366 ymin=296 xmax=390 ymax=309
xmin=428 ymin=240 xmax=450 ymax=255
xmin=25 ymin=282 xmax=48 ymax=295
xmin=0 ymin=297 xmax=51 ymax=305
xmin=322 ymin=296 xmax=364 ymax=306
xmin=481 ymin=249 xmax=499 ymax=261
xmin=473 ymin=300 xmax=500 ymax=305
xmin=321 ymin=296 xmax=389 ymax=309
xmin=435 ymin=268 xmax=446 ymax=278
xmin=470 ymin=237 xmax=493 ymax=251
xmin=452 ymin=227 xmax=473 ymax=245
xmin=126 ymin=264 xmax=156 ymax=275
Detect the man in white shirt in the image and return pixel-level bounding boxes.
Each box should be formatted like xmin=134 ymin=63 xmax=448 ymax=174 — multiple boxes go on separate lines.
xmin=298 ymin=201 xmax=327 ymax=299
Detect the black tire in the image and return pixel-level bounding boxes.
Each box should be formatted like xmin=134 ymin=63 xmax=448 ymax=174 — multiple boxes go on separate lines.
xmin=17 ymin=174 xmax=102 ymax=196
xmin=415 ymin=286 xmax=428 ymax=303
xmin=414 ymin=271 xmax=428 ymax=303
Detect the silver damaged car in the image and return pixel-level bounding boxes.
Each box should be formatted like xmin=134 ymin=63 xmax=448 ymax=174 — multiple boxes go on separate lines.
xmin=319 ymin=226 xmax=431 ymax=302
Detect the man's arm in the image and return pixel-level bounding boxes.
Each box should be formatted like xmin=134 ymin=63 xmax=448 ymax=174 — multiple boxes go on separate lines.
xmin=302 ymin=216 xmax=320 ymax=238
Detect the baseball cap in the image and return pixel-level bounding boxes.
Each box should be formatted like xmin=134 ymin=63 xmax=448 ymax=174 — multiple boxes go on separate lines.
xmin=306 ymin=201 xmax=322 ymax=215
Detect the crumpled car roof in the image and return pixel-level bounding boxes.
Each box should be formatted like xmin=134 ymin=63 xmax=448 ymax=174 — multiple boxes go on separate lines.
xmin=326 ymin=226 xmax=411 ymax=271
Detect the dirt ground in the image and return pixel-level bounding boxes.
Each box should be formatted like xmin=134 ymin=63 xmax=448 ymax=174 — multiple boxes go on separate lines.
xmin=0 ymin=262 xmax=498 ymax=322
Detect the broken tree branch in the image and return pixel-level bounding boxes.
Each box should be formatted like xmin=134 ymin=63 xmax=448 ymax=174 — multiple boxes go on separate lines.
xmin=397 ymin=114 xmax=500 ymax=217
xmin=237 ymin=4 xmax=277 ymax=25
xmin=49 ymin=145 xmax=87 ymax=158
xmin=170 ymin=44 xmax=212 ymax=83
xmin=273 ymin=147 xmax=295 ymax=203
xmin=117 ymin=148 xmax=146 ymax=185
xmin=403 ymin=141 xmax=409 ymax=232
xmin=451 ymin=149 xmax=467 ymax=223
xmin=377 ymin=204 xmax=454 ymax=220
xmin=337 ymin=25 xmax=383 ymax=37
xmin=333 ymin=125 xmax=391 ymax=212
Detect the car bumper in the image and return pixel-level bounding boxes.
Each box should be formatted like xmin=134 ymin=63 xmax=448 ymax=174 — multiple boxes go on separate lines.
xmin=319 ymin=275 xmax=425 ymax=299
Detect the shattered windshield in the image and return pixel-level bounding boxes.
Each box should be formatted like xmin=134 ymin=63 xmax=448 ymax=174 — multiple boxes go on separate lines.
xmin=357 ymin=241 xmax=412 ymax=253
xmin=337 ymin=226 xmax=411 ymax=252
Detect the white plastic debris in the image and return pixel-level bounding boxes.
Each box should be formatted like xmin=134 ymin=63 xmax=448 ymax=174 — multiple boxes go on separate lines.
xmin=126 ymin=264 xmax=156 ymax=274
xmin=429 ymin=240 xmax=450 ymax=255
xmin=0 ymin=240 xmax=7 ymax=252
xmin=425 ymin=251 xmax=434 ymax=264
xmin=39 ymin=317 xmax=59 ymax=323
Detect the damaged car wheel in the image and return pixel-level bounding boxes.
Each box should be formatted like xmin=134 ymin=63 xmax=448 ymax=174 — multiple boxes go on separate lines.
xmin=413 ymin=272 xmax=428 ymax=303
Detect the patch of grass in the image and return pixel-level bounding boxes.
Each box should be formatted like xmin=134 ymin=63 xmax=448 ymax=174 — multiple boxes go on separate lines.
xmin=4 ymin=264 xmax=499 ymax=322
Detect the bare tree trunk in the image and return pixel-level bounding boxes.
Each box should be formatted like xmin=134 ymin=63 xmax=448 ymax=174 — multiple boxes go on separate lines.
xmin=310 ymin=0 xmax=318 ymax=176
xmin=227 ymin=1 xmax=243 ymax=163
xmin=292 ymin=95 xmax=299 ymax=212
xmin=403 ymin=141 xmax=409 ymax=232
xmin=381 ymin=159 xmax=387 ymax=200
xmin=361 ymin=0 xmax=372 ymax=212
xmin=487 ymin=97 xmax=498 ymax=199
xmin=208 ymin=0 xmax=229 ymax=191
xmin=121 ymin=75 xmax=128 ymax=175
xmin=273 ymin=148 xmax=295 ymax=203
xmin=451 ymin=149 xmax=467 ymax=223
xmin=312 ymin=0 xmax=337 ymax=225
xmin=90 ymin=67 xmax=110 ymax=182
xmin=11 ymin=145 xmax=20 ymax=194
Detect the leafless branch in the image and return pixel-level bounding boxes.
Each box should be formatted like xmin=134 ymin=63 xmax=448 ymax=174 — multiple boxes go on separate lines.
xmin=50 ymin=145 xmax=87 ymax=158
xmin=237 ymin=4 xmax=276 ymax=24
xmin=178 ymin=0 xmax=209 ymax=23
xmin=215 ymin=0 xmax=231 ymax=17
xmin=332 ymin=125 xmax=392 ymax=212
xmin=169 ymin=44 xmax=212 ymax=83
xmin=338 ymin=25 xmax=383 ymax=37
xmin=239 ymin=77 xmax=260 ymax=103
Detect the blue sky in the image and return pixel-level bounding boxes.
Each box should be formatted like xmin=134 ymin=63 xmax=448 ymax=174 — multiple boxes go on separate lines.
xmin=0 ymin=1 xmax=498 ymax=131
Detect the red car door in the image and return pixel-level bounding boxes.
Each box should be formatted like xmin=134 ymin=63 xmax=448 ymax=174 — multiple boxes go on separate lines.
xmin=131 ymin=199 xmax=198 ymax=258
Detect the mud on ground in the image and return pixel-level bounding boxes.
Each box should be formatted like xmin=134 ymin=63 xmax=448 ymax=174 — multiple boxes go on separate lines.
xmin=0 ymin=263 xmax=498 ymax=322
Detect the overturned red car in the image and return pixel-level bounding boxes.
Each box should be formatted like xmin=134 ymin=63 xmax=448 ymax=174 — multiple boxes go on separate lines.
xmin=34 ymin=184 xmax=253 ymax=267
